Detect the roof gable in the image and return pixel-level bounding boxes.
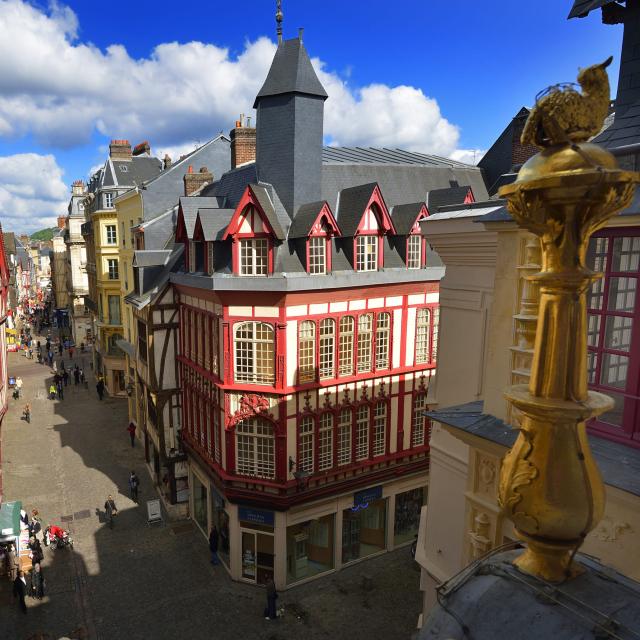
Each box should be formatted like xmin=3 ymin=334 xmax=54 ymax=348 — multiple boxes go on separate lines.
xmin=336 ymin=183 xmax=396 ymax=236
xmin=222 ymin=185 xmax=284 ymax=240
xmin=289 ymin=201 xmax=341 ymax=238
xmin=426 ymin=186 xmax=475 ymax=212
xmin=391 ymin=203 xmax=429 ymax=235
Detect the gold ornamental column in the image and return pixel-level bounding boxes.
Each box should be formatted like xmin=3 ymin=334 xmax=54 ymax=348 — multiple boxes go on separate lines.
xmin=497 ymin=58 xmax=640 ymax=582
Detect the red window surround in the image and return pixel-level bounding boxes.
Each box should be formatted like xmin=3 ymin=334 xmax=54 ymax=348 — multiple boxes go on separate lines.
xmin=305 ymin=203 xmax=340 ymax=274
xmin=414 ymin=304 xmax=439 ymax=366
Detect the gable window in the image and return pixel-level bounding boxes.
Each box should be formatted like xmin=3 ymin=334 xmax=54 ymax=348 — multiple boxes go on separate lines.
xmin=104 ymin=192 xmax=114 ymax=209
xmin=234 ymin=322 xmax=275 ymax=384
xmin=355 ymin=405 xmax=370 ymax=461
xmin=407 ymin=235 xmax=422 ymax=269
xmin=298 ymin=416 xmax=314 ymax=472
xmin=308 ymin=236 xmax=327 ymax=274
xmin=318 ymin=413 xmax=334 ymax=471
xmin=411 ymin=393 xmax=431 ymax=447
xmin=372 ymin=401 xmax=387 ymax=457
xmin=375 ymin=312 xmax=390 ymax=369
xmin=298 ymin=321 xmax=316 ymax=384
xmin=107 ymin=258 xmax=119 ymax=280
xmin=105 ymin=224 xmax=117 ymax=245
xmin=356 ymin=235 xmax=378 ymax=272
xmin=319 ymin=318 xmax=336 ymax=379
xmin=337 ymin=408 xmax=352 ymax=465
xmin=357 ymin=314 xmax=373 ymax=373
xmin=338 ymin=316 xmax=355 ymax=377
xmin=207 ymin=242 xmax=215 ymax=275
xmin=415 ymin=308 xmax=431 ymax=365
xmin=240 ymin=238 xmax=269 ymax=276
xmin=236 ymin=418 xmax=275 ymax=479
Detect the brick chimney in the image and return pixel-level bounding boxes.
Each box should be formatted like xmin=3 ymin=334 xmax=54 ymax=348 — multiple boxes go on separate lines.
xmin=184 ymin=166 xmax=213 ymax=196
xmin=510 ymin=110 xmax=538 ymax=168
xmin=230 ymin=114 xmax=256 ymax=169
xmin=57 ymin=216 xmax=66 ymax=230
xmin=71 ymin=179 xmax=85 ymax=196
xmin=109 ymin=139 xmax=132 ymax=161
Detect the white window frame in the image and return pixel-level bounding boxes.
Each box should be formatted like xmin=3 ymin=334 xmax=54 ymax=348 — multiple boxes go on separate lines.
xmin=357 ymin=313 xmax=373 ymax=373
xmin=236 ymin=418 xmax=275 ymax=479
xmin=319 ymin=318 xmax=335 ymax=379
xmin=308 ymin=236 xmax=327 ymax=274
xmin=299 ymin=416 xmax=314 ymax=472
xmin=104 ymin=192 xmax=114 ymax=209
xmin=373 ymin=401 xmax=386 ymax=456
xmin=337 ymin=408 xmax=352 ymax=466
xmin=105 ymin=224 xmax=117 ymax=245
xmin=298 ymin=321 xmax=316 ymax=384
xmin=239 ymin=238 xmax=269 ymax=276
xmin=431 ymin=307 xmax=440 ymax=363
xmin=407 ymin=234 xmax=422 ymax=269
xmin=107 ymin=258 xmax=119 ymax=280
xmin=355 ymin=405 xmax=370 ymax=461
xmin=375 ymin=312 xmax=390 ymax=370
xmin=234 ymin=322 xmax=275 ymax=385
xmin=356 ymin=235 xmax=378 ymax=272
xmin=338 ymin=316 xmax=355 ymax=377
xmin=412 ymin=393 xmax=429 ymax=447
xmin=318 ymin=413 xmax=334 ymax=471
xmin=415 ymin=308 xmax=431 ymax=365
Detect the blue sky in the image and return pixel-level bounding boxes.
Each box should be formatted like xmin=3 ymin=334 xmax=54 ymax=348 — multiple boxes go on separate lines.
xmin=0 ymin=0 xmax=623 ymax=233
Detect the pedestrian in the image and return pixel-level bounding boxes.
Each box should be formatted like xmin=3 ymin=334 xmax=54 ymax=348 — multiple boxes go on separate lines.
xmin=29 ymin=510 xmax=42 ymax=541
xmin=63 ymin=369 xmax=69 ymax=387
xmin=265 ymin=578 xmax=278 ymax=620
xmin=7 ymin=543 xmax=19 ymax=580
xmin=23 ymin=402 xmax=31 ymax=423
xmin=28 ymin=536 xmax=43 ymax=568
xmin=48 ymin=351 xmax=53 ymax=367
xmin=104 ymin=495 xmax=118 ymax=528
xmin=69 ymin=346 xmax=74 ymax=359
xmin=209 ymin=525 xmax=219 ymax=565
xmin=13 ymin=570 xmax=28 ymax=614
xmin=74 ymin=366 xmax=80 ymax=385
xmin=58 ymin=343 xmax=63 ymax=355
xmin=56 ymin=379 xmax=64 ymax=400
xmin=60 ymin=359 xmax=65 ymax=372
xmin=127 ymin=422 xmax=136 ymax=447
xmin=30 ymin=563 xmax=45 ymax=600
xmin=128 ymin=471 xmax=139 ymax=501
xmin=15 ymin=376 xmax=23 ymax=398
xmin=96 ymin=378 xmax=105 ymax=401
xmin=49 ymin=383 xmax=56 ymax=400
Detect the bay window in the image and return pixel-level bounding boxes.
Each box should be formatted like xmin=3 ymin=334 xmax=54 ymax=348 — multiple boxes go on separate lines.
xmin=240 ymin=238 xmax=269 ymax=276
xmin=298 ymin=321 xmax=316 ymax=383
xmin=236 ymin=418 xmax=275 ymax=479
xmin=356 ymin=235 xmax=379 ymax=271
xmin=234 ymin=322 xmax=275 ymax=384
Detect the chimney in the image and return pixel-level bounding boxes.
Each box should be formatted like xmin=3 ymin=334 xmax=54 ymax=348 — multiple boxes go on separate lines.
xmin=230 ymin=114 xmax=256 ymax=169
xmin=109 ymin=139 xmax=132 ymax=161
xmin=133 ymin=141 xmax=151 ymax=156
xmin=57 ymin=216 xmax=66 ymax=230
xmin=511 ymin=111 xmax=538 ymax=168
xmin=163 ymin=154 xmax=172 ymax=170
xmin=71 ymin=179 xmax=85 ymax=196
xmin=183 ymin=166 xmax=213 ymax=196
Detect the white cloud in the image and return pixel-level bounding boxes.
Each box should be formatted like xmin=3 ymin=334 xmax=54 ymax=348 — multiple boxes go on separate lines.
xmin=449 ymin=149 xmax=486 ymax=165
xmin=0 ymin=0 xmax=465 ymax=158
xmin=0 ymin=153 xmax=68 ymax=233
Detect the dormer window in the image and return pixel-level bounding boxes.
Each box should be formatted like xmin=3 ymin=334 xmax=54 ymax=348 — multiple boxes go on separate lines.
xmin=104 ymin=192 xmax=114 ymax=208
xmin=207 ymin=242 xmax=215 ymax=276
xmin=407 ymin=234 xmax=423 ymax=269
xmin=240 ymin=238 xmax=269 ymax=276
xmin=308 ymin=236 xmax=327 ymax=274
xmin=356 ymin=235 xmax=379 ymax=272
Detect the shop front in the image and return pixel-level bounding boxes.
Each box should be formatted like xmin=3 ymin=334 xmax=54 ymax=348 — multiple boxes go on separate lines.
xmin=239 ymin=506 xmax=275 ymax=585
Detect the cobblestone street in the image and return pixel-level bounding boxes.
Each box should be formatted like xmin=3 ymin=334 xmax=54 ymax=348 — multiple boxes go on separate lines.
xmin=1 ymin=345 xmax=422 ymax=640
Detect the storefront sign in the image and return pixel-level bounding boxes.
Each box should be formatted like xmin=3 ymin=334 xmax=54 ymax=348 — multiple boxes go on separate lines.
xmin=239 ymin=506 xmax=274 ymax=527
xmin=353 ymin=485 xmax=383 ymax=510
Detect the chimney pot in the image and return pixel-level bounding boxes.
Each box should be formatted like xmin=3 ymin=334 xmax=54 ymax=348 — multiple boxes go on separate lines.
xmin=184 ymin=166 xmax=213 ymax=196
xmin=109 ymin=139 xmax=132 ymax=160
xmin=230 ymin=119 xmax=257 ymax=170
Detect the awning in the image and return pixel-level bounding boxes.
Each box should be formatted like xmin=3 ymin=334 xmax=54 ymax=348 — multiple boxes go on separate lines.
xmin=0 ymin=500 xmax=22 ymax=540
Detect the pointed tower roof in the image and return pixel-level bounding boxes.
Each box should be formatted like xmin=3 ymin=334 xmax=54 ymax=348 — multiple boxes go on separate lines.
xmin=253 ymin=37 xmax=328 ymax=108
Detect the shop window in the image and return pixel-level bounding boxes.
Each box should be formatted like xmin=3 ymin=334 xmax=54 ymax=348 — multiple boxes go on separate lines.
xmin=211 ymin=491 xmax=230 ymax=566
xmin=415 ymin=308 xmax=431 ymax=364
xmin=337 ymin=408 xmax=352 ymax=466
xmin=394 ymin=487 xmax=426 ymax=545
xmin=319 ymin=318 xmax=335 ymax=379
xmin=235 ymin=418 xmax=275 ymax=479
xmin=286 ymin=514 xmax=335 ymax=584
xmin=342 ymin=499 xmax=387 ymax=564
xmin=298 ymin=416 xmax=314 ymax=472
xmin=357 ymin=314 xmax=373 ymax=373
xmin=234 ymin=322 xmax=275 ymax=384
xmin=298 ymin=320 xmax=316 ymax=383
xmin=372 ymin=401 xmax=386 ymax=457
xmin=338 ymin=316 xmax=355 ymax=377
xmin=318 ymin=413 xmax=334 ymax=471
xmin=355 ymin=405 xmax=370 ymax=461
xmin=375 ymin=312 xmax=390 ymax=369
xmin=192 ymin=474 xmax=208 ymax=534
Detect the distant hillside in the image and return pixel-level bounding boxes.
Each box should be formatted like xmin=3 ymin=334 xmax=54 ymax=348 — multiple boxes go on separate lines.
xmin=30 ymin=227 xmax=58 ymax=241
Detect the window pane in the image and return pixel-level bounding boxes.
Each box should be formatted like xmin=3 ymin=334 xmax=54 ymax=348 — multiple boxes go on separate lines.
xmin=235 ymin=322 xmax=275 ymax=384
xmin=407 ymin=235 xmax=421 ymax=269
xmin=586 ymin=237 xmax=609 ymax=310
xmin=431 ymin=308 xmax=440 ymax=363
xmin=356 ymin=236 xmax=378 ymax=272
xmin=298 ymin=321 xmax=316 ymax=383
xmin=412 ymin=393 xmax=428 ymax=447
xmin=375 ymin=313 xmax=390 ymax=369
xmin=338 ymin=316 xmax=354 ymax=376
xmin=372 ymin=402 xmax=386 ymax=456
xmin=415 ymin=308 xmax=430 ymax=364
xmin=319 ymin=319 xmax=335 ymax=379
xmin=309 ymin=237 xmax=327 ymax=274
xmin=299 ymin=416 xmax=314 ymax=472
xmin=357 ymin=314 xmax=373 ymax=373
xmin=611 ymin=236 xmax=640 ymax=272
xmin=587 ymin=314 xmax=601 ymax=347
xmin=607 ymin=277 xmax=636 ymax=312
xmin=355 ymin=405 xmax=369 ymax=461
xmin=240 ymin=239 xmax=269 ymax=276
xmin=338 ymin=409 xmax=352 ymax=466
xmin=600 ymin=352 xmax=629 ymax=389
xmin=236 ymin=418 xmax=275 ymax=479
xmin=604 ymin=315 xmax=633 ymax=352
xmin=318 ymin=413 xmax=334 ymax=471
xmin=587 ymin=351 xmax=598 ymax=384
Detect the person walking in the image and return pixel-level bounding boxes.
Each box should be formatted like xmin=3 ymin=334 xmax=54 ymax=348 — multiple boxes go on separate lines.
xmin=69 ymin=345 xmax=74 ymax=359
xmin=127 ymin=422 xmax=136 ymax=447
xmin=28 ymin=536 xmax=43 ymax=568
xmin=23 ymin=403 xmax=31 ymax=423
xmin=15 ymin=376 xmax=23 ymax=398
xmin=13 ymin=570 xmax=28 ymax=613
xmin=49 ymin=383 xmax=56 ymax=400
xmin=104 ymin=495 xmax=118 ymax=529
xmin=265 ymin=578 xmax=278 ymax=620
xmin=128 ymin=471 xmax=140 ymax=502
xmin=30 ymin=563 xmax=45 ymax=600
xmin=47 ymin=350 xmax=53 ymax=367
xmin=209 ymin=525 xmax=219 ymax=565
xmin=29 ymin=510 xmax=42 ymax=541
xmin=74 ymin=366 xmax=80 ymax=385
xmin=63 ymin=369 xmax=69 ymax=387
xmin=96 ymin=378 xmax=105 ymax=401
xmin=7 ymin=543 xmax=19 ymax=580
xmin=56 ymin=378 xmax=64 ymax=401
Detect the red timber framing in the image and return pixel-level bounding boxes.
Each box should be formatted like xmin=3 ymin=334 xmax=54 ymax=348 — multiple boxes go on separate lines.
xmin=305 ymin=202 xmax=340 ymax=274
xmin=353 ymin=184 xmax=396 ymax=272
xmin=406 ymin=204 xmax=430 ymax=269
xmin=222 ymin=186 xmax=276 ymax=275
xmin=174 ymin=279 xmax=438 ymax=508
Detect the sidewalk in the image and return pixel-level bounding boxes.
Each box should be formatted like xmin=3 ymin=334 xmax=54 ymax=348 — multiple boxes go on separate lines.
xmin=0 ymin=337 xmax=422 ymax=640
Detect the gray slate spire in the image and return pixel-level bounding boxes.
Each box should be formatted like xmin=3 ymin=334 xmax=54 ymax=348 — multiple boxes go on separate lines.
xmin=254 ymin=36 xmax=328 ymax=218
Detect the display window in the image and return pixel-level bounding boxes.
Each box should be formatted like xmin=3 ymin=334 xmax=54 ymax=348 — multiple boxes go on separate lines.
xmin=211 ymin=490 xmax=230 ymax=566
xmin=192 ymin=474 xmax=208 ymax=534
xmin=240 ymin=510 xmax=275 ymax=585
xmin=286 ymin=514 xmax=335 ymax=584
xmin=393 ymin=487 xmax=426 ymax=545
xmin=341 ymin=499 xmax=387 ymax=564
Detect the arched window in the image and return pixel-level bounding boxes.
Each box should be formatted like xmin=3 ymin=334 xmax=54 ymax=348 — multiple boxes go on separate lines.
xmin=415 ymin=308 xmax=431 ymax=365
xmin=431 ymin=308 xmax=440 ymax=363
xmin=319 ymin=318 xmax=336 ymax=379
xmin=337 ymin=408 xmax=352 ymax=466
xmin=373 ymin=401 xmax=386 ymax=456
xmin=298 ymin=416 xmax=315 ymax=472
xmin=411 ymin=393 xmax=431 ymax=447
xmin=298 ymin=321 xmax=316 ymax=383
xmin=375 ymin=312 xmax=390 ymax=369
xmin=355 ymin=405 xmax=370 ymax=461
xmin=357 ymin=314 xmax=373 ymax=373
xmin=338 ymin=316 xmax=355 ymax=377
xmin=236 ymin=418 xmax=275 ymax=479
xmin=234 ymin=322 xmax=275 ymax=384
xmin=318 ymin=413 xmax=334 ymax=471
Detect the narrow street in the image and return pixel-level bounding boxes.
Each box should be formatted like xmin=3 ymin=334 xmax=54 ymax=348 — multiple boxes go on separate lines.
xmin=0 ymin=342 xmax=422 ymax=640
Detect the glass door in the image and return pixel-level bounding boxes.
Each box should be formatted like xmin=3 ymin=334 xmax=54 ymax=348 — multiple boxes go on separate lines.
xmin=241 ymin=531 xmax=257 ymax=581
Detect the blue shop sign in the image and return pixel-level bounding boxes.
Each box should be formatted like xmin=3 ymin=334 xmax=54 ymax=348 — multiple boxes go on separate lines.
xmin=239 ymin=506 xmax=275 ymax=527
xmin=353 ymin=485 xmax=383 ymax=509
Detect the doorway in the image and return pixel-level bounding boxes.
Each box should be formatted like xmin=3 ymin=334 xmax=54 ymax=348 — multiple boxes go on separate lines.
xmin=241 ymin=529 xmax=274 ymax=584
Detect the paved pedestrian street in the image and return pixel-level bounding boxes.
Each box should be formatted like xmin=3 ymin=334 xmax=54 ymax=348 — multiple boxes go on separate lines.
xmin=1 ymin=347 xmax=422 ymax=640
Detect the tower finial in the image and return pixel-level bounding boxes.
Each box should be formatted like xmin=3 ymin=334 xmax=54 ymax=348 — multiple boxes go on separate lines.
xmin=276 ymin=0 xmax=283 ymax=44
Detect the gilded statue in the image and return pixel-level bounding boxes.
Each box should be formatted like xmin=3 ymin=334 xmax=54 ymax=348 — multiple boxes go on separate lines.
xmin=521 ymin=56 xmax=613 ymax=148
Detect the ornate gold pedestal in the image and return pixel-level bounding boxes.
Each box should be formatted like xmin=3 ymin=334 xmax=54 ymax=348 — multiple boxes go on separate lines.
xmin=498 ymin=138 xmax=638 ymax=582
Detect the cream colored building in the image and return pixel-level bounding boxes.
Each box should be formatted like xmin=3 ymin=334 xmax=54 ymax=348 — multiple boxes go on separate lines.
xmin=414 ymin=200 xmax=640 ymax=626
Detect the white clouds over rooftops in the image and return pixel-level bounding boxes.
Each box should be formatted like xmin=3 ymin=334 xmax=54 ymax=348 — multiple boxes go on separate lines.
xmin=0 ymin=0 xmax=466 ymax=157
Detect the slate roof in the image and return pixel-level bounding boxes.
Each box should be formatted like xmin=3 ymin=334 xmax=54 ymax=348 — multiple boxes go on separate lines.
xmin=139 ymin=207 xmax=177 ymax=250
xmin=179 ymin=197 xmax=224 ymax=237
xmin=288 ymin=201 xmax=327 ymax=238
xmin=322 ymin=147 xmax=474 ymax=168
xmin=593 ymin=99 xmax=640 ymax=148
xmin=251 ymin=183 xmax=289 ymax=239
xmin=202 ymin=163 xmax=258 ymax=209
xmin=426 ymin=186 xmax=472 ymax=212
xmin=391 ymin=203 xmax=425 ymax=235
xmin=197 ymin=209 xmax=235 ymax=241
xmin=568 ymin=0 xmax=613 ymax=18
xmin=254 ymin=37 xmax=327 ymax=107
xmin=128 ymin=245 xmax=184 ymax=309
xmin=335 ymin=183 xmax=378 ymax=236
